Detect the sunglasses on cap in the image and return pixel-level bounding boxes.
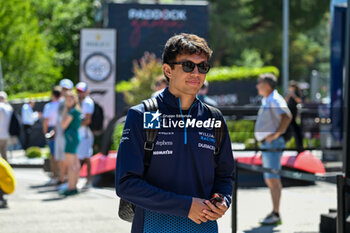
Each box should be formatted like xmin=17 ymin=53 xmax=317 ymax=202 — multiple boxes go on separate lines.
xmin=168 ymin=60 xmax=211 ymax=74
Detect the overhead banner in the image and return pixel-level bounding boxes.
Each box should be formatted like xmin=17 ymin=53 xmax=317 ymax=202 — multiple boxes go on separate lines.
xmin=108 ymin=3 xmax=209 ymax=81
xmin=80 ymin=28 xmax=116 ymax=127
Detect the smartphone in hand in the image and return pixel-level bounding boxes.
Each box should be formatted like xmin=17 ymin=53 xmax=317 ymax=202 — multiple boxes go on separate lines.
xmin=209 ymin=193 xmax=224 ymax=207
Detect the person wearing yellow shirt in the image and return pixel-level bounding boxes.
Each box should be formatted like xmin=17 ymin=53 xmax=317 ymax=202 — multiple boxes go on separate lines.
xmin=0 ymin=157 xmax=16 ymax=208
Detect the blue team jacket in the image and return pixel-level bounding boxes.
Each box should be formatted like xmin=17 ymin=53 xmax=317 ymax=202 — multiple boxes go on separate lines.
xmin=116 ymin=88 xmax=235 ymax=233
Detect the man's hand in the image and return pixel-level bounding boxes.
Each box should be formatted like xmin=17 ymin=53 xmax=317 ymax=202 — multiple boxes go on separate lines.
xmin=265 ymin=132 xmax=281 ymax=143
xmin=265 ymin=112 xmax=292 ymax=143
xmin=203 ymin=200 xmax=228 ymax=221
xmin=188 ymin=197 xmax=210 ymax=224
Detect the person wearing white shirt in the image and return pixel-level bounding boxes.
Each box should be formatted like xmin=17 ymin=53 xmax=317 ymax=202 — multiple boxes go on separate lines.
xmin=43 ymin=86 xmax=61 ymax=184
xmin=0 ymin=92 xmax=13 ymax=161
xmin=254 ymin=73 xmax=292 ymax=226
xmin=76 ymin=82 xmax=94 ymax=187
xmin=21 ymin=100 xmax=40 ymax=150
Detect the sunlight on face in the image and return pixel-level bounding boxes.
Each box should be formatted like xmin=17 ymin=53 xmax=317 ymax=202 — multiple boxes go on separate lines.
xmin=165 ymin=53 xmax=208 ymax=96
xmin=256 ymin=81 xmax=272 ymax=97
xmin=65 ymin=95 xmax=75 ymax=108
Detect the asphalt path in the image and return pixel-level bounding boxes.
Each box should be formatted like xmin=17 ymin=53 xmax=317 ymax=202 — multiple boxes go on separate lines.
xmin=0 ymin=168 xmax=337 ymax=233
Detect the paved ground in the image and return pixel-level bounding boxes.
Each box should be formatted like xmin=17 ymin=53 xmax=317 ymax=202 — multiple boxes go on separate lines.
xmin=219 ymin=183 xmax=336 ymax=233
xmin=0 ymin=168 xmax=337 ymax=233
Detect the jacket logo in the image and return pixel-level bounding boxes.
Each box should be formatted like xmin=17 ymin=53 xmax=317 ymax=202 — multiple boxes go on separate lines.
xmin=198 ymin=143 xmax=215 ymax=151
xmin=153 ymin=150 xmax=173 ymax=155
xmin=155 ymin=140 xmax=173 ymax=146
xmin=144 ymin=110 xmax=161 ymax=129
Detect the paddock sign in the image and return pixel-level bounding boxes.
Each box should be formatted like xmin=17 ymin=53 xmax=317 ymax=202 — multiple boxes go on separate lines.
xmin=80 ymin=29 xmax=116 ymax=128
xmin=108 ymin=3 xmax=209 ymax=81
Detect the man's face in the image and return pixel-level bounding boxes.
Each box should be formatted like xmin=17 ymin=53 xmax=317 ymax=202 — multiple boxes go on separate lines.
xmin=77 ymin=90 xmax=86 ymax=100
xmin=288 ymin=86 xmax=296 ymax=93
xmin=256 ymin=81 xmax=271 ymax=97
xmin=30 ymin=101 xmax=35 ymax=108
xmin=164 ymin=53 xmax=208 ymax=96
xmin=61 ymin=87 xmax=68 ymax=97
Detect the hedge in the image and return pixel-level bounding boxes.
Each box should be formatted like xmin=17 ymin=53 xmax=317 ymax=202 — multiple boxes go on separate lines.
xmin=8 ymin=91 xmax=51 ymax=102
xmin=116 ymin=65 xmax=279 ymax=93
xmin=206 ymin=66 xmax=279 ymax=82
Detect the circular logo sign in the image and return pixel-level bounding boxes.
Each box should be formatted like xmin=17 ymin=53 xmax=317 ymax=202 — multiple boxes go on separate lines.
xmin=83 ymin=53 xmax=112 ymax=82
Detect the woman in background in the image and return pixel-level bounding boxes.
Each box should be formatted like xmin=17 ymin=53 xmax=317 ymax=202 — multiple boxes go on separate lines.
xmin=59 ymin=90 xmax=81 ymax=196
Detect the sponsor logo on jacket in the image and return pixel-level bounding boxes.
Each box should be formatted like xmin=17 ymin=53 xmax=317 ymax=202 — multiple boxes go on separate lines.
xmin=144 ymin=111 xmax=221 ymax=129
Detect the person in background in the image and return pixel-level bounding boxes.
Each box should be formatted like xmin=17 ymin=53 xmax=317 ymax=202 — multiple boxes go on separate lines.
xmin=285 ymin=81 xmax=304 ymax=151
xmin=76 ymin=82 xmax=94 ymax=188
xmin=21 ymin=100 xmax=40 ymax=150
xmin=0 ymin=92 xmax=13 ymax=161
xmin=151 ymin=75 xmax=168 ymax=97
xmin=255 ymin=73 xmax=292 ymax=225
xmin=56 ymin=79 xmax=73 ymax=186
xmin=43 ymin=86 xmax=61 ymax=185
xmin=0 ymin=187 xmax=6 ymax=208
xmin=0 ymin=157 xmax=16 ymax=208
xmin=59 ymin=90 xmax=81 ymax=196
xmin=197 ymin=80 xmax=218 ymax=107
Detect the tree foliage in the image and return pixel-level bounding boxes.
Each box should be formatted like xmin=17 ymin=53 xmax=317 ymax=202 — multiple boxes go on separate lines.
xmin=209 ymin=0 xmax=330 ymax=81
xmin=0 ymin=0 xmax=94 ymax=95
xmin=0 ymin=1 xmax=61 ymax=94
xmin=0 ymin=0 xmax=331 ymax=96
xmin=30 ymin=0 xmax=94 ymax=83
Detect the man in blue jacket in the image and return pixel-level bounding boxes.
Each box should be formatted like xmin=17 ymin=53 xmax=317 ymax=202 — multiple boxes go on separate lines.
xmin=116 ymin=33 xmax=235 ymax=233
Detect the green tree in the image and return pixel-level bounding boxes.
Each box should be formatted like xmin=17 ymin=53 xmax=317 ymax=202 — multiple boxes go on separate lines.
xmin=0 ymin=0 xmax=61 ymax=94
xmin=209 ymin=0 xmax=256 ymax=66
xmin=303 ymin=14 xmax=331 ymax=75
xmin=289 ymin=34 xmax=322 ymax=79
xmin=30 ymin=0 xmax=94 ymax=83
xmin=209 ymin=0 xmax=330 ymax=82
xmin=287 ymin=13 xmax=330 ymax=80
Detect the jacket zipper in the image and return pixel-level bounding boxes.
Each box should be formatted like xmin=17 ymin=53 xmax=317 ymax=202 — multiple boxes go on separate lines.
xmin=178 ymin=99 xmax=196 ymax=145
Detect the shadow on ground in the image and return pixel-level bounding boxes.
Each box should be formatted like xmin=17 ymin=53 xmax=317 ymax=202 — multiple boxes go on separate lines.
xmin=28 ymin=178 xmax=96 ymax=202
xmin=243 ymin=225 xmax=280 ymax=233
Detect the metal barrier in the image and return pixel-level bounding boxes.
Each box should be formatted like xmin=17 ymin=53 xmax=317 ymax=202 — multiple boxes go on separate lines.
xmin=230 ymin=149 xmax=342 ymax=233
xmin=237 ymin=162 xmax=338 ymax=183
xmin=337 ymin=175 xmax=350 ymax=233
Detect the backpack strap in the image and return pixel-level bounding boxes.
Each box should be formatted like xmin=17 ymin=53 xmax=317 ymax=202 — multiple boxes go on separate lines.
xmin=204 ymin=104 xmax=225 ymax=168
xmin=142 ymin=97 xmax=159 ymax=174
